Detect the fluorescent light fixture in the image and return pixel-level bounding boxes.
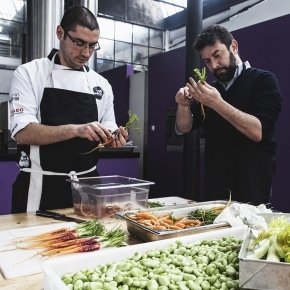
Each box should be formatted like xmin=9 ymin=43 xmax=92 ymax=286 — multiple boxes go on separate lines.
xmin=0 ymin=0 xmax=24 ymax=21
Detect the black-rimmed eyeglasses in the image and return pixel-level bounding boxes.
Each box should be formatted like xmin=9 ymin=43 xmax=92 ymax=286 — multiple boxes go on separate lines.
xmin=66 ymin=32 xmax=100 ymax=52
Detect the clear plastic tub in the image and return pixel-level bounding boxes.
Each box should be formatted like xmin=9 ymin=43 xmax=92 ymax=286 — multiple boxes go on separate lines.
xmin=68 ymin=175 xmax=154 ymax=219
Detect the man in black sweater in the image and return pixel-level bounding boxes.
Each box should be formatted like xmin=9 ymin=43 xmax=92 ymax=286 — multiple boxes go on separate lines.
xmin=175 ymin=25 xmax=282 ymax=205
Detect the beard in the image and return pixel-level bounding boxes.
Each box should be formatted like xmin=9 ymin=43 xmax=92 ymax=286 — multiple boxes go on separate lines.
xmin=214 ymin=52 xmax=237 ymax=82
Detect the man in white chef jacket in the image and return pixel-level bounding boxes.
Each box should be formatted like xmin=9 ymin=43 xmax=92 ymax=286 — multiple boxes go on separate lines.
xmin=9 ymin=6 xmax=128 ymax=213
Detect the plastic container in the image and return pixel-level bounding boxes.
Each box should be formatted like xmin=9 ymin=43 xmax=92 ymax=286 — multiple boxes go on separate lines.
xmin=68 ymin=175 xmax=154 ymax=219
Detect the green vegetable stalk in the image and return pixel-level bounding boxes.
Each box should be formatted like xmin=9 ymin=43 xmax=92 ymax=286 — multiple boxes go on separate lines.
xmin=193 ymin=67 xmax=207 ymax=84
xmin=193 ymin=67 xmax=207 ymax=121
xmin=75 ymin=220 xmax=105 ymax=237
xmin=147 ymin=201 xmax=165 ymax=208
xmin=187 ymin=208 xmax=219 ymax=225
xmin=248 ymin=216 xmax=290 ymax=262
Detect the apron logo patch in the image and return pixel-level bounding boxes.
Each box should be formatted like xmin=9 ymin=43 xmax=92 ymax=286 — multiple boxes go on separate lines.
xmin=11 ymin=107 xmax=24 ymax=117
xmin=93 ymin=86 xmax=103 ymax=100
xmin=19 ymin=151 xmax=30 ymax=168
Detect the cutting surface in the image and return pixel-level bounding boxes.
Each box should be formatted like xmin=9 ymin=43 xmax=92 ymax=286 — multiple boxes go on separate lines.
xmin=0 ymin=222 xmax=76 ymax=279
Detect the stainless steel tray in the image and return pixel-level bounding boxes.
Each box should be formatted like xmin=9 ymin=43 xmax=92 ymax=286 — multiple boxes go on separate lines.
xmin=148 ymin=196 xmax=195 ymax=208
xmin=239 ymin=213 xmax=290 ymax=290
xmin=117 ymin=200 xmax=230 ymax=242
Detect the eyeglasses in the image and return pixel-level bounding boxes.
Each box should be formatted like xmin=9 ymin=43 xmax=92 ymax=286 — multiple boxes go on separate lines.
xmin=66 ymin=32 xmax=100 ymax=52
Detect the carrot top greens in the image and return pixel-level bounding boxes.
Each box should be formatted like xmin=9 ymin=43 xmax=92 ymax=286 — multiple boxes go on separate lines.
xmin=75 ymin=219 xmax=105 ymax=237
xmin=124 ymin=111 xmax=141 ymax=133
xmin=193 ymin=67 xmax=207 ymax=84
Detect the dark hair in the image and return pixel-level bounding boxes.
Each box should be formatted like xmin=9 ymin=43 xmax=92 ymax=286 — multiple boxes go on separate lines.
xmin=194 ymin=25 xmax=234 ymax=52
xmin=60 ymin=5 xmax=99 ymax=35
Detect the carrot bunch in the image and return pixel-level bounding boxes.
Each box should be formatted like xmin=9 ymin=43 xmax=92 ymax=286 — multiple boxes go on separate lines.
xmin=127 ymin=211 xmax=202 ymax=231
xmin=13 ymin=220 xmax=127 ymax=257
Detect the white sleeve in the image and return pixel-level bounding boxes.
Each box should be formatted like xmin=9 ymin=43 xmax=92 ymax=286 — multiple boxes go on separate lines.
xmin=97 ymin=80 xmax=118 ymax=131
xmin=9 ymin=65 xmax=40 ymax=139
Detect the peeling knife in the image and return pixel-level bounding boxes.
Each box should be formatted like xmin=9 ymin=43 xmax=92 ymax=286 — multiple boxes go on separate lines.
xmin=35 ymin=210 xmax=86 ymax=223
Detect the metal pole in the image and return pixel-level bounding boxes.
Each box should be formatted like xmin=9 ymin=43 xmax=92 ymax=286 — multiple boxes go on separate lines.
xmin=182 ymin=0 xmax=203 ymax=200
xmin=27 ymin=0 xmax=64 ymax=61
xmin=78 ymin=0 xmax=98 ymax=70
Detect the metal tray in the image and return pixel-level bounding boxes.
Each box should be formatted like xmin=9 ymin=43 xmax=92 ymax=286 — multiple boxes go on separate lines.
xmin=148 ymin=196 xmax=195 ymax=208
xmin=239 ymin=213 xmax=290 ymax=290
xmin=116 ymin=200 xmax=230 ymax=242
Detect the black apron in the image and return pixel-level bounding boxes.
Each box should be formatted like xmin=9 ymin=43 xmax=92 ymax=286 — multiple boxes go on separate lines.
xmin=39 ymin=87 xmax=99 ymax=210
xmin=12 ymin=53 xmax=99 ymax=212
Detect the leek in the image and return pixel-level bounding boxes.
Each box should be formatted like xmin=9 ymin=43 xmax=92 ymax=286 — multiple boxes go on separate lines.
xmin=266 ymin=236 xmax=280 ymax=262
xmin=248 ymin=216 xmax=290 ymax=262
xmin=254 ymin=239 xmax=271 ymax=259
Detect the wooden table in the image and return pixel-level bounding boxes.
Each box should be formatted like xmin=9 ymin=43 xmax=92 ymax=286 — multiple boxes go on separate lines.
xmin=0 ymin=208 xmax=140 ymax=290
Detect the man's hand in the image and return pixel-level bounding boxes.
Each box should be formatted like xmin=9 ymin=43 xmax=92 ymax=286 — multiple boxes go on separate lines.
xmin=186 ymin=78 xmax=262 ymax=142
xmin=175 ymin=86 xmax=194 ymax=134
xmin=76 ymin=122 xmax=112 ymax=142
xmin=186 ymin=78 xmax=222 ymax=109
xmin=110 ymin=126 xmax=129 ymax=148
xmin=175 ymin=86 xmax=194 ymax=107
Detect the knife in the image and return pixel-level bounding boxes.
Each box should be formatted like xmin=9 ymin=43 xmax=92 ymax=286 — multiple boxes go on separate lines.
xmin=35 ymin=210 xmax=86 ymax=223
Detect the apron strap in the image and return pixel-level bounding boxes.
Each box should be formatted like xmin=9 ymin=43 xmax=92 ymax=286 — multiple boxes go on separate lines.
xmin=20 ymin=165 xmax=96 ymax=180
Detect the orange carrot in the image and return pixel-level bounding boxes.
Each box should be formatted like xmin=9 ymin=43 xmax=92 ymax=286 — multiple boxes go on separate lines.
xmin=174 ymin=222 xmax=186 ymax=229
xmin=167 ymin=225 xmax=182 ymax=230
xmin=152 ymin=225 xmax=167 ymax=231
xmin=41 ymin=242 xmax=100 ymax=256
xmin=33 ymin=230 xmax=79 ymax=243
xmin=134 ymin=212 xmax=156 ymax=220
xmin=20 ymin=227 xmax=70 ymax=243
xmin=82 ymin=137 xmax=115 ymax=155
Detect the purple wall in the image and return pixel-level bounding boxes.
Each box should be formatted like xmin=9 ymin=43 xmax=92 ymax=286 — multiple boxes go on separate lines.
xmin=98 ymin=158 xmax=139 ymax=178
xmin=146 ymin=14 xmax=290 ymax=212
xmin=146 ymin=48 xmax=185 ymax=197
xmin=101 ymin=64 xmax=135 ymax=126
xmin=0 ymin=162 xmax=19 ymax=215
